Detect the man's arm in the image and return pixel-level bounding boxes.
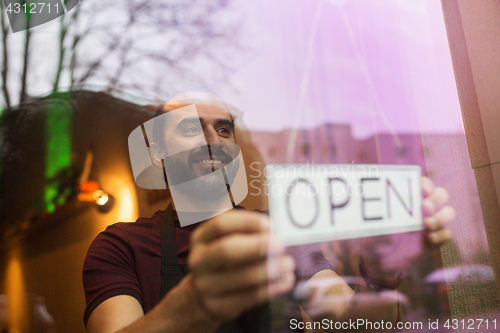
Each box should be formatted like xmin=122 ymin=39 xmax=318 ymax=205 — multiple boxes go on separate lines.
xmin=86 ymin=210 xmax=295 ymax=333
xmin=87 ymin=276 xmax=220 ymax=333
xmin=87 ymin=296 xmax=144 ymax=333
xmin=300 ymin=269 xmax=403 ymax=327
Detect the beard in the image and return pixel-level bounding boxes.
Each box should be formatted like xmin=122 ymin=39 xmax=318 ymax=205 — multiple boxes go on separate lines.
xmin=163 ymin=143 xmax=241 ymax=203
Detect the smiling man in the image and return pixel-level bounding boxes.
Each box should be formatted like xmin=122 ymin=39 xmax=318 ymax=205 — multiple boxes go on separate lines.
xmin=83 ymin=94 xmax=456 ymax=333
xmin=149 ymin=102 xmax=243 ymax=219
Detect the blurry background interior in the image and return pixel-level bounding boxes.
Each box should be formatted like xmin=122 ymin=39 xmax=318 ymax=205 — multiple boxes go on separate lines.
xmin=1 ymin=0 xmax=500 ymax=332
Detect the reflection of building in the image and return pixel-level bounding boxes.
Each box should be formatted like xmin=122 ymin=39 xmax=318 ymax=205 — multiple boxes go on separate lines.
xmin=250 ymin=124 xmax=489 ymax=262
xmin=252 ymin=124 xmax=427 ymax=167
xmin=251 ymin=124 xmax=354 ymax=164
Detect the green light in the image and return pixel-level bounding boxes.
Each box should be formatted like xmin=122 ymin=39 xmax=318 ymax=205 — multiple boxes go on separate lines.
xmin=47 ymin=202 xmax=55 ymax=213
xmin=44 ymin=98 xmax=72 ymax=212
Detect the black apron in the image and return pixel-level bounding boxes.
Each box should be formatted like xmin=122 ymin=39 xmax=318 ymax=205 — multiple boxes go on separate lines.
xmin=159 ymin=204 xmax=271 ymax=333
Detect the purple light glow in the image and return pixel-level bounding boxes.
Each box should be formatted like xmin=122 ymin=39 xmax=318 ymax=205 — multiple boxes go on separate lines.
xmin=213 ymin=0 xmax=463 ymax=138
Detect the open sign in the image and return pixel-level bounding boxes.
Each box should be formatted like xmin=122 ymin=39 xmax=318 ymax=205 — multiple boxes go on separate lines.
xmin=267 ymin=164 xmax=422 ymax=246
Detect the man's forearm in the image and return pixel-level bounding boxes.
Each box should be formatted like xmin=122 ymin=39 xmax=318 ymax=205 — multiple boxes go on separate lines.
xmin=118 ymin=275 xmax=221 ymax=333
xmin=300 ymin=270 xmax=401 ymax=327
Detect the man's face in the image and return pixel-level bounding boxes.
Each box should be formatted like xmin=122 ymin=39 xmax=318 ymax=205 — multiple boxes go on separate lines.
xmin=156 ymin=104 xmax=241 ymax=199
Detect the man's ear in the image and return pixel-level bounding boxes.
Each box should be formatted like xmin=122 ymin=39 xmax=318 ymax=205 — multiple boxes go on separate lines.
xmin=149 ymin=142 xmax=165 ymax=170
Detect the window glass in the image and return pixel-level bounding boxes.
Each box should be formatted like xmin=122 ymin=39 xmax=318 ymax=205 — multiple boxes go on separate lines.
xmin=0 ymin=0 xmax=498 ymax=332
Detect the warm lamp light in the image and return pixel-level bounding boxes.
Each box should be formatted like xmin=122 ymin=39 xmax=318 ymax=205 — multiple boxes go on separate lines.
xmin=93 ymin=190 xmax=109 ymax=206
xmin=97 ymin=195 xmax=109 ymax=206
xmin=78 ymin=182 xmax=115 ymax=213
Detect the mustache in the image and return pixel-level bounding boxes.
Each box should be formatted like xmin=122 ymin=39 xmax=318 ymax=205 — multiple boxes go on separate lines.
xmin=188 ymin=144 xmax=236 ymax=165
xmin=163 ymin=143 xmax=241 ymax=186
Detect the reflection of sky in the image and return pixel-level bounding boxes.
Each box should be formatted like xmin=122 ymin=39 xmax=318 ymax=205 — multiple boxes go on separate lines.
xmin=212 ymin=0 xmax=464 ymax=138
xmin=5 ymin=0 xmax=464 ymax=139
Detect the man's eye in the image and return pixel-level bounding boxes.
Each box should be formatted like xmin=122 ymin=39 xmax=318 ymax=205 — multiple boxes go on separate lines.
xmin=217 ymin=127 xmax=230 ymax=135
xmin=184 ymin=126 xmax=202 ymax=134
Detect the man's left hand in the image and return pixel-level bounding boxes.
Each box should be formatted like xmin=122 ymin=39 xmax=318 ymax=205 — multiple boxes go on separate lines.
xmin=361 ymin=176 xmax=456 ymax=281
xmin=421 ymin=176 xmax=456 ymax=248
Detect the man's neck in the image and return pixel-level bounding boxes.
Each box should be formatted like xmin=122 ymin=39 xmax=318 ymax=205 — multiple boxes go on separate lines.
xmin=170 ymin=191 xmax=232 ymax=213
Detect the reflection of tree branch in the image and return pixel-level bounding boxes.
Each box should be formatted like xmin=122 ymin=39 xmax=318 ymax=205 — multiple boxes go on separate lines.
xmin=69 ymin=1 xmax=100 ymax=89
xmin=101 ymin=0 xmax=238 ymax=91
xmin=75 ymin=37 xmax=120 ymax=84
xmin=1 ymin=7 xmax=11 ymax=108
xmin=75 ymin=4 xmax=138 ymax=84
xmin=5 ymin=0 xmax=244 ymax=103
xmin=107 ymin=41 xmax=133 ymax=88
xmin=53 ymin=15 xmax=69 ymax=93
xmin=20 ymin=26 xmax=31 ymax=103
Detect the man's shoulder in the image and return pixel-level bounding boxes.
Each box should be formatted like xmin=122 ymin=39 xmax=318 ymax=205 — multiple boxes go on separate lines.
xmin=95 ymin=210 xmax=163 ymax=247
xmin=235 ymin=205 xmax=269 ymax=215
xmin=111 ymin=210 xmax=163 ymax=231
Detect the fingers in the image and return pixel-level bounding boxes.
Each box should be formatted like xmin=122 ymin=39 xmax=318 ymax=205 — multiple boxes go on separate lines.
xmin=191 ymin=210 xmax=269 ymax=245
xmin=424 ymin=205 xmax=455 ymax=247
xmin=421 ymin=176 xmax=435 ymax=197
xmin=426 ymin=228 xmax=452 ymax=246
xmin=192 ymin=255 xmax=296 ymax=296
xmin=338 ymin=291 xmax=407 ymax=324
xmin=189 ymin=233 xmax=285 ymax=271
xmin=422 ymin=186 xmax=449 ymax=216
xmin=420 ymin=178 xmax=455 ymax=248
xmin=187 ymin=210 xmax=296 ymax=322
xmin=423 ymin=205 xmax=456 ymax=231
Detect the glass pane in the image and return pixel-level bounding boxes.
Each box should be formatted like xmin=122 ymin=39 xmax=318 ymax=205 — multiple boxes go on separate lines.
xmin=0 ymin=0 xmax=498 ymax=332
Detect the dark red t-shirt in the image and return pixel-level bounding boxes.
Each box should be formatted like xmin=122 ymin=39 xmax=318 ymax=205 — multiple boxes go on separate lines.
xmin=82 ymin=210 xmax=331 ymax=326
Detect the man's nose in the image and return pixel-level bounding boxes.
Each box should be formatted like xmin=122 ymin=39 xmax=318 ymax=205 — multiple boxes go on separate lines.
xmin=204 ymin=127 xmax=222 ymax=143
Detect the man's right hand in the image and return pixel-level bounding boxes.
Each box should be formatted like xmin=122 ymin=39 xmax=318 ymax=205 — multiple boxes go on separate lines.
xmin=187 ymin=210 xmax=296 ymax=322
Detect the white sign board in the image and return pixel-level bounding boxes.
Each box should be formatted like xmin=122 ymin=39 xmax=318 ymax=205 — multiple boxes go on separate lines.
xmin=267 ymin=164 xmax=422 ymax=246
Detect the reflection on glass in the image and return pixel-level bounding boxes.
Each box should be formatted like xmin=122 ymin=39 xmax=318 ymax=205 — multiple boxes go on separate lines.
xmin=0 ymin=0 xmax=498 ymax=331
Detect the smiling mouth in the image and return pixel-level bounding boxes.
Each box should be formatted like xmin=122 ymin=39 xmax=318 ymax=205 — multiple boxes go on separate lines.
xmin=200 ymin=159 xmax=222 ymax=164
xmin=193 ymin=156 xmax=228 ymax=169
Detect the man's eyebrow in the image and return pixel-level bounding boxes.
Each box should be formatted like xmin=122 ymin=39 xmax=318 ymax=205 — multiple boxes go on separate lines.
xmin=175 ymin=117 xmax=202 ymax=129
xmin=214 ymin=118 xmax=234 ymax=130
xmin=176 ymin=117 xmax=234 ymax=130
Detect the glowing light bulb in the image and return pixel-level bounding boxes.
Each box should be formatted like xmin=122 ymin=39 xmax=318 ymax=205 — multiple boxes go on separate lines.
xmin=93 ymin=190 xmax=109 ymax=205
xmin=97 ymin=194 xmax=109 ymax=206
